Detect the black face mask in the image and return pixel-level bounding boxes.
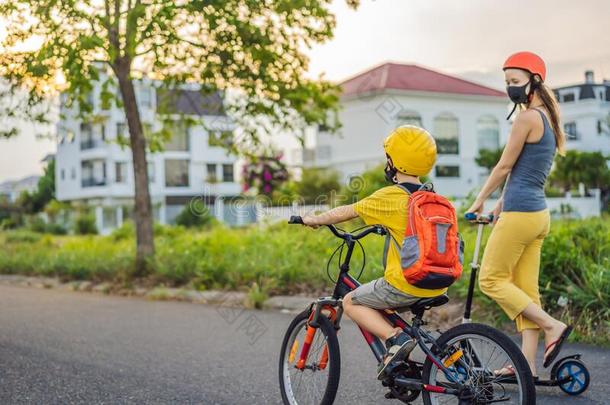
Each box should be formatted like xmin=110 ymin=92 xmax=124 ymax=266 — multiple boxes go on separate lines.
xmin=506 ymin=81 xmax=531 ymax=104
xmin=506 ymin=79 xmax=537 ymax=120
xmin=384 ymin=161 xmax=397 ymax=184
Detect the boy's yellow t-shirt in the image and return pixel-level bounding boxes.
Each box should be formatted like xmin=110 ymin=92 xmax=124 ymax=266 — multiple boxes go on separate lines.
xmin=352 ymin=185 xmax=448 ymax=298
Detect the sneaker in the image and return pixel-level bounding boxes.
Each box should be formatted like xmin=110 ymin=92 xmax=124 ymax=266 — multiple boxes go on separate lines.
xmin=376 ymin=332 xmax=417 ymax=380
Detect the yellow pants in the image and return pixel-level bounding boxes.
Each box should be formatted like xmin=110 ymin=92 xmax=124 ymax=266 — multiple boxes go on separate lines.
xmin=479 ymin=209 xmax=550 ymax=332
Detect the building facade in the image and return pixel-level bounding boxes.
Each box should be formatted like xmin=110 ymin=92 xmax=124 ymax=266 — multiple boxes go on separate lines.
xmin=308 ymin=63 xmax=512 ymax=198
xmin=554 ymin=70 xmax=610 ymax=155
xmin=55 ymin=75 xmax=241 ymax=234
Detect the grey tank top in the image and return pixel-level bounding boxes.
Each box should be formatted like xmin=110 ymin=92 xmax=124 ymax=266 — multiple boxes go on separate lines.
xmin=503 ymin=108 xmax=556 ymax=212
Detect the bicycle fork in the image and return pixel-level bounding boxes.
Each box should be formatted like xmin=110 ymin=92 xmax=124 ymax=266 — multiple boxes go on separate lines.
xmin=295 ymin=299 xmax=341 ymax=370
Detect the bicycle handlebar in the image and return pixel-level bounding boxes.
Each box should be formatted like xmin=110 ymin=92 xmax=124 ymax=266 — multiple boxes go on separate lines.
xmin=288 ymin=215 xmax=387 ymax=240
xmin=464 ymin=212 xmax=494 ymax=224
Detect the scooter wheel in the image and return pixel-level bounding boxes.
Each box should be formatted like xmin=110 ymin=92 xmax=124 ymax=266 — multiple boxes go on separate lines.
xmin=555 ymin=358 xmax=590 ymax=396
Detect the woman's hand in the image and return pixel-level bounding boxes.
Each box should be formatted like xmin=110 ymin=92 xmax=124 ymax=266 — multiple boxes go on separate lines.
xmin=302 ymin=214 xmax=320 ymax=229
xmin=465 ymin=198 xmax=485 ymax=217
xmin=491 ymin=199 xmax=503 ymax=224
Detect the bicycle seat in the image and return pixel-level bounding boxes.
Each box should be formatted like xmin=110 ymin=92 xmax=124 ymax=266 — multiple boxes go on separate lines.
xmin=409 ymin=294 xmax=449 ymax=314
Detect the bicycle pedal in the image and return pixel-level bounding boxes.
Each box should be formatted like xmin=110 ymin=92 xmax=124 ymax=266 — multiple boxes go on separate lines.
xmin=384 ymin=392 xmax=396 ymax=399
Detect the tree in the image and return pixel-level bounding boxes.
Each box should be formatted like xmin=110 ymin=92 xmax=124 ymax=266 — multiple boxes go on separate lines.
xmin=0 ymin=0 xmax=356 ymax=276
xmin=475 ymin=148 xmax=504 ymax=172
xmin=550 ymin=150 xmax=610 ymax=196
xmin=296 ymin=167 xmax=341 ymax=205
xmin=16 ymin=159 xmax=56 ymax=214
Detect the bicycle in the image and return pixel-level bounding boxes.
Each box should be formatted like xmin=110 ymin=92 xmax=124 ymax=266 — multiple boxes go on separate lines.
xmin=279 ymin=215 xmax=536 ymax=405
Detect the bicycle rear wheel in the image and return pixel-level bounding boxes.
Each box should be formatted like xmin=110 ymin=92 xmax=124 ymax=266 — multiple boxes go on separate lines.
xmin=279 ymin=309 xmax=340 ymax=405
xmin=422 ymin=323 xmax=536 ymax=405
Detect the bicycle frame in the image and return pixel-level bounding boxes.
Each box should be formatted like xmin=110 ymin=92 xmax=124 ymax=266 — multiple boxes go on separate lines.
xmin=295 ymin=224 xmax=467 ymax=397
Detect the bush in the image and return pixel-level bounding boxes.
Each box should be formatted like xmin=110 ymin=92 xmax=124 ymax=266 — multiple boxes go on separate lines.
xmin=74 ymin=213 xmax=98 ymax=235
xmin=174 ymin=204 xmax=216 ymax=228
xmin=4 ymin=230 xmax=42 ymax=244
xmin=0 ymin=215 xmax=607 ymax=344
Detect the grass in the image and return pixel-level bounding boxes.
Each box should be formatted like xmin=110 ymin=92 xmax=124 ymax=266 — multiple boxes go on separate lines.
xmin=0 ymin=216 xmax=608 ymax=345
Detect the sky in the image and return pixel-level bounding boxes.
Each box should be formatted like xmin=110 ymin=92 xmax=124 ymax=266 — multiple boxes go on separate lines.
xmin=1 ymin=0 xmax=610 ymax=183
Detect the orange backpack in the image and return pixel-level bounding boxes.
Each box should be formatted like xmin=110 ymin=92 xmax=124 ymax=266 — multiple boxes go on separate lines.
xmin=385 ymin=183 xmax=464 ymax=289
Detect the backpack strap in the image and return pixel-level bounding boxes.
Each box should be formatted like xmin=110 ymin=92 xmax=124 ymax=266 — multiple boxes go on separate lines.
xmin=396 ymin=182 xmax=435 ymax=194
xmin=395 ymin=183 xmax=412 ymax=195
xmin=382 ymin=228 xmax=401 ymax=269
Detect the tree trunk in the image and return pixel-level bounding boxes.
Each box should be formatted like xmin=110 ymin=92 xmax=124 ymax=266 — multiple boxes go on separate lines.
xmin=115 ymin=63 xmax=155 ymax=277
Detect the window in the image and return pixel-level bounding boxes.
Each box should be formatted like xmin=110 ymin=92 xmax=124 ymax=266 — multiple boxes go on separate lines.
xmin=166 ymin=123 xmax=190 ymax=151
xmin=61 ymin=169 xmax=65 ymax=180
xmin=71 ymin=167 xmax=76 ymax=179
xmin=165 ymin=159 xmax=189 ymax=187
xmin=148 ymin=162 xmax=155 ymax=183
xmin=208 ymin=130 xmax=233 ymax=148
xmin=477 ymin=116 xmax=500 ymax=151
xmin=115 ymin=162 xmax=128 ymax=183
xmin=564 ymin=122 xmax=578 ymax=140
xmin=435 ymin=165 xmax=460 ymax=178
xmin=206 ymin=163 xmax=217 ymax=183
xmin=80 ymin=123 xmax=94 ymax=149
xmin=433 ymin=113 xmax=459 ymax=154
xmin=101 ymin=124 xmax=106 ymax=141
xmin=139 ymin=86 xmax=153 ymax=108
xmin=103 ymin=207 xmax=117 ymax=229
xmin=116 ymin=123 xmax=127 ymax=141
xmin=81 ymin=160 xmax=107 ymax=187
xmin=563 ymin=92 xmax=575 ymax=102
xmin=222 ymin=164 xmax=234 ymax=182
xmin=397 ymin=111 xmax=423 ymax=127
xmin=85 ymin=92 xmax=94 ymax=109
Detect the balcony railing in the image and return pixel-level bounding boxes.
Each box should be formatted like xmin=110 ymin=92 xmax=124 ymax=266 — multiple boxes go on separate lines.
xmin=81 ymin=178 xmax=107 ymax=188
xmin=80 ymin=139 xmax=105 ymax=150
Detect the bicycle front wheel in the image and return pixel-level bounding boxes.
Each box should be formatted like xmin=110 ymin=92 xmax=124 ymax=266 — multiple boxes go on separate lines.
xmin=422 ymin=323 xmax=536 ymax=405
xmin=279 ymin=309 xmax=340 ymax=405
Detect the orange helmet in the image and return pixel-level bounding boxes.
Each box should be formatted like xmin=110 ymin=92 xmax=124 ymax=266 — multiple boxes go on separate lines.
xmin=503 ymin=51 xmax=546 ymax=82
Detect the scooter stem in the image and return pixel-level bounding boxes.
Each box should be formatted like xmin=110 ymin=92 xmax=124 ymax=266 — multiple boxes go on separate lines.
xmin=463 ymin=223 xmax=486 ymax=323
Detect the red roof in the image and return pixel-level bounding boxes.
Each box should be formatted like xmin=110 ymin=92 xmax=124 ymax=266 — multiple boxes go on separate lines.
xmin=341 ymin=63 xmax=505 ymax=98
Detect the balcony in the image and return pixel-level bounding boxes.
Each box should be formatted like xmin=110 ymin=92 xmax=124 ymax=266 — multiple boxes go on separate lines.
xmin=80 ymin=139 xmax=105 ymax=150
xmin=81 ymin=178 xmax=107 ymax=188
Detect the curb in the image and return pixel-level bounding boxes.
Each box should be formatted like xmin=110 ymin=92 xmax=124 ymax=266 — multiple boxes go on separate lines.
xmin=0 ymin=274 xmax=314 ymax=313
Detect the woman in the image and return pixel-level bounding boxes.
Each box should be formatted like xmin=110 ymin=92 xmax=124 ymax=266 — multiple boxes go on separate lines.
xmin=466 ymin=51 xmax=571 ymax=378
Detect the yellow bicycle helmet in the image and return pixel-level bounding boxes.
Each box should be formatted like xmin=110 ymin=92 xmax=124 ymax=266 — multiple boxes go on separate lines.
xmin=383 ymin=125 xmax=437 ymax=176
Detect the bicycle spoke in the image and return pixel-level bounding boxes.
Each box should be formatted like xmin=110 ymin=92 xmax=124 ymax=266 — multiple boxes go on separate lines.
xmin=428 ymin=334 xmax=525 ymax=404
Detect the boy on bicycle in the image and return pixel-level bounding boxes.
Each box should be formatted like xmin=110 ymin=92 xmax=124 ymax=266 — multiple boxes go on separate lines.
xmin=302 ymin=125 xmax=445 ymax=379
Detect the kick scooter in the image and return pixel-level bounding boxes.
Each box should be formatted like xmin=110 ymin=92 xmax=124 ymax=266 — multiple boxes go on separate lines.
xmin=463 ymin=212 xmax=591 ymax=396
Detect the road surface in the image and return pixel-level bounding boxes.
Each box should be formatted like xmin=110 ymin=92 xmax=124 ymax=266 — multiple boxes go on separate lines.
xmin=0 ymin=285 xmax=607 ymax=404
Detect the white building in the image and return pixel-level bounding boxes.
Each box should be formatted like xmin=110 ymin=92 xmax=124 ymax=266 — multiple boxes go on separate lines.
xmin=307 ymin=63 xmax=511 ymax=198
xmin=55 ymin=76 xmax=242 ymax=234
xmin=0 ymin=175 xmax=40 ymax=202
xmin=554 ymin=70 xmax=610 ymax=155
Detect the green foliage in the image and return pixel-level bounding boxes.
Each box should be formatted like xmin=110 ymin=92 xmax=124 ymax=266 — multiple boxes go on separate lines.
xmin=74 ymin=213 xmax=98 ymax=235
xmin=296 ymin=168 xmax=341 ymax=205
xmin=110 ymin=221 xmax=135 ymax=241
xmin=0 ymin=1 xmax=352 ymax=142
xmin=1 ymin=215 xmax=607 ymax=343
xmin=174 ymin=204 xmax=216 ymax=229
xmin=339 ymin=164 xmax=388 ymax=204
xmin=338 ymin=164 xmax=430 ymax=205
xmin=475 ymin=148 xmax=503 ymax=171
xmin=15 ymin=160 xmax=56 ymax=214
xmin=4 ymin=230 xmax=42 ymax=244
xmin=550 ymin=150 xmax=610 ymax=193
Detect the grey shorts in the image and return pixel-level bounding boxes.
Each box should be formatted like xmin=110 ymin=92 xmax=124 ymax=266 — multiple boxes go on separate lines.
xmin=350 ymin=277 xmax=421 ymax=312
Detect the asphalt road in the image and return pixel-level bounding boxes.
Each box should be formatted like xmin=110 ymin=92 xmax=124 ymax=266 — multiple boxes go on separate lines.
xmin=0 ymin=284 xmax=608 ymax=404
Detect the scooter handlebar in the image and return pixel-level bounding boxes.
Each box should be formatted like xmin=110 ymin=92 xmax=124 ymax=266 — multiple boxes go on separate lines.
xmin=464 ymin=212 xmax=494 ymax=224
